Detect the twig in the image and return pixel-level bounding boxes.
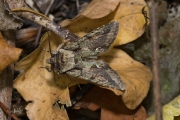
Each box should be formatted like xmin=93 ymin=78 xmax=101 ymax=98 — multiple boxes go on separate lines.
xmin=146 ymin=0 xmax=162 ymax=120
xmin=22 ymin=10 xmax=78 ymax=41
xmin=34 ymin=0 xmax=55 ymax=48
xmin=6 ymin=0 xmax=79 ymax=41
xmin=0 ymin=101 xmax=19 ymax=120
xmin=21 ymin=10 xmax=78 ymax=41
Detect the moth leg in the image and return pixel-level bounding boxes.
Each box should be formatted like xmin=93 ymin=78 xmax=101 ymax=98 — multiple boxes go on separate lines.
xmin=56 ymin=40 xmax=72 ymax=51
xmin=56 ymin=42 xmax=66 ymax=50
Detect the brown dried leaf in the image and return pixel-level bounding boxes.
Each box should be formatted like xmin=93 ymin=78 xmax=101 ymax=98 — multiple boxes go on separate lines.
xmin=14 ymin=0 xmax=151 ymax=119
xmin=100 ymin=49 xmax=152 ymax=109
xmin=74 ymin=86 xmax=148 ymax=120
xmin=0 ymin=0 xmax=23 ymax=30
xmin=59 ymin=0 xmax=151 ymax=110
xmin=0 ymin=33 xmax=22 ymax=73
xmin=14 ymin=24 xmax=151 ymax=120
xmin=14 ymin=32 xmax=72 ymax=120
xmin=61 ymin=0 xmax=149 ymax=46
xmin=79 ymin=0 xmax=120 ymax=19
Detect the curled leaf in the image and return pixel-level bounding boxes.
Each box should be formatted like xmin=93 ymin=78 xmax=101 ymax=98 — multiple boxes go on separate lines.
xmin=61 ymin=0 xmax=149 ymax=46
xmin=100 ymin=49 xmax=152 ymax=109
xmin=14 ymin=32 xmax=71 ymax=120
xmin=79 ymin=0 xmax=120 ymax=19
xmin=74 ymin=86 xmax=148 ymax=120
xmin=0 ymin=33 xmax=22 ymax=73
xmin=14 ymin=0 xmax=151 ymax=119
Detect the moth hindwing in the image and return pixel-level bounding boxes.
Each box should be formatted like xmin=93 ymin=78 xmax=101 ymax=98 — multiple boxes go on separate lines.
xmin=47 ymin=21 xmax=125 ymax=91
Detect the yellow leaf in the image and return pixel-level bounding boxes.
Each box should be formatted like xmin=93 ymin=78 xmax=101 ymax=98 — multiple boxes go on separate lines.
xmin=79 ymin=0 xmax=120 ymax=19
xmin=100 ymin=49 xmax=152 ymax=109
xmin=147 ymin=95 xmax=180 ymax=120
xmin=14 ymin=32 xmax=71 ymax=120
xmin=0 ymin=33 xmax=22 ymax=73
xmin=14 ymin=0 xmax=151 ymax=119
xmin=61 ymin=0 xmax=149 ymax=46
xmin=59 ymin=0 xmax=151 ymax=110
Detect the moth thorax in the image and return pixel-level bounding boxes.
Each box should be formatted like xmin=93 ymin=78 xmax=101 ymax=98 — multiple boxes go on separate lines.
xmin=58 ymin=49 xmax=76 ymax=73
xmin=46 ymin=53 xmax=59 ymax=72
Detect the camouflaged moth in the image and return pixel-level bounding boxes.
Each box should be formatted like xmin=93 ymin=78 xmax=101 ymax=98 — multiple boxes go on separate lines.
xmin=46 ymin=21 xmax=125 ymax=91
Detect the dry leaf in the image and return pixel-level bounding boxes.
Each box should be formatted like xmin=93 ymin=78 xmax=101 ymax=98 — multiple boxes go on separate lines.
xmin=147 ymin=95 xmax=180 ymax=120
xmin=79 ymin=0 xmax=120 ymax=19
xmin=14 ymin=32 xmax=72 ymax=120
xmin=14 ymin=0 xmax=151 ymax=119
xmin=0 ymin=33 xmax=22 ymax=73
xmin=14 ymin=27 xmax=151 ymax=119
xmin=74 ymin=86 xmax=148 ymax=120
xmin=61 ymin=0 xmax=149 ymax=46
xmin=100 ymin=49 xmax=152 ymax=109
xmin=60 ymin=0 xmax=152 ymax=110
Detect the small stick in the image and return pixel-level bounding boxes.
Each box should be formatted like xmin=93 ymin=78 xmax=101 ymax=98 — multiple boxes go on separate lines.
xmin=76 ymin=0 xmax=80 ymax=13
xmin=147 ymin=0 xmax=162 ymax=120
xmin=11 ymin=6 xmax=79 ymax=41
xmin=34 ymin=0 xmax=55 ymax=48
xmin=0 ymin=101 xmax=19 ymax=120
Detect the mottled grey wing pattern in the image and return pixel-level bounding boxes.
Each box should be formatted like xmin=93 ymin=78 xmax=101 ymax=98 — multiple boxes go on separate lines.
xmin=66 ymin=60 xmax=125 ymax=90
xmin=64 ymin=21 xmax=119 ymax=57
xmin=49 ymin=21 xmax=126 ymax=90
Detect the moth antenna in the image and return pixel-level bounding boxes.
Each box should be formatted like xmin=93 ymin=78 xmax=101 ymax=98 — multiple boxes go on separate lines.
xmin=48 ymin=32 xmax=56 ymax=84
xmin=48 ymin=32 xmax=53 ymax=56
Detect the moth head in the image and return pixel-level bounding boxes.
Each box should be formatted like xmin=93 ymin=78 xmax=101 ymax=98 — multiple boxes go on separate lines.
xmin=46 ymin=57 xmax=55 ymax=64
xmin=46 ymin=52 xmax=60 ymax=73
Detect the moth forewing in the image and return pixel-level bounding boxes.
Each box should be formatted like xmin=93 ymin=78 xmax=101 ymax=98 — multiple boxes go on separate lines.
xmin=63 ymin=21 xmax=119 ymax=55
xmin=66 ymin=59 xmax=125 ymax=90
xmin=47 ymin=21 xmax=126 ymax=91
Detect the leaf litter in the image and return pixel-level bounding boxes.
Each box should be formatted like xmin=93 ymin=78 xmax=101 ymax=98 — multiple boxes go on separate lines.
xmin=13 ymin=0 xmax=152 ymax=119
xmin=0 ymin=33 xmax=22 ymax=73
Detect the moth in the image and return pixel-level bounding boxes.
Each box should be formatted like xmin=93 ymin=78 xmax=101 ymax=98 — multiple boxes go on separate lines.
xmin=46 ymin=21 xmax=125 ymax=91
